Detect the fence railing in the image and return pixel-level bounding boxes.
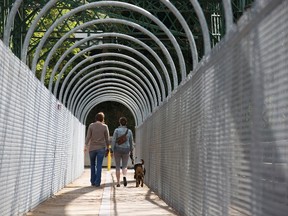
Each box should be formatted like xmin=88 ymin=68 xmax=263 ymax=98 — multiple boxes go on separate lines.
xmin=0 ymin=41 xmax=85 ymax=216
xmin=136 ymin=1 xmax=288 ymax=215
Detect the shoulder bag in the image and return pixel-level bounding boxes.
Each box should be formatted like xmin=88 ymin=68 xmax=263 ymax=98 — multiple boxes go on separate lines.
xmin=116 ymin=129 xmax=128 ymax=145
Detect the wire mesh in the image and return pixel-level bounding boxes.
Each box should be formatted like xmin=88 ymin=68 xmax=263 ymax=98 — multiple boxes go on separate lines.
xmin=136 ymin=1 xmax=288 ymax=216
xmin=0 ymin=41 xmax=85 ymax=216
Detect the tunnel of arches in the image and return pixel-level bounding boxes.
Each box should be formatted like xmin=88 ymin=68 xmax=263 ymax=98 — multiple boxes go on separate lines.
xmin=85 ymin=101 xmax=136 ymax=137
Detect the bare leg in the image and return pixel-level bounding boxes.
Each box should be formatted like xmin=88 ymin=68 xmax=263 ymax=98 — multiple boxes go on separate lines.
xmin=122 ymin=167 xmax=127 ymax=186
xmin=114 ymin=152 xmax=121 ymax=186
xmin=116 ymin=170 xmax=120 ymax=185
xmin=122 ymin=167 xmax=127 ymax=176
xmin=122 ymin=154 xmax=129 ymax=186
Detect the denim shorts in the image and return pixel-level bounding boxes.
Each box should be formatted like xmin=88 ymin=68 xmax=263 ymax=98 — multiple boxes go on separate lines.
xmin=114 ymin=146 xmax=130 ymax=154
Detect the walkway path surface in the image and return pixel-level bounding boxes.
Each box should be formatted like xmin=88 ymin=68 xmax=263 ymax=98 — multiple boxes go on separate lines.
xmin=25 ymin=168 xmax=178 ymax=216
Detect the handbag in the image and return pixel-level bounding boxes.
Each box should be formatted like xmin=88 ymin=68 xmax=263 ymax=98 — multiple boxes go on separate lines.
xmin=116 ymin=129 xmax=128 ymax=145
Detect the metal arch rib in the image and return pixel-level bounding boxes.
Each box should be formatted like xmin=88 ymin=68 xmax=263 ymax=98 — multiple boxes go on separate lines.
xmin=48 ymin=33 xmax=172 ymax=97
xmin=20 ymin=0 xmax=58 ymax=61
xmin=70 ymin=73 xmax=151 ymax=114
xmin=51 ymin=43 xmax=166 ymax=101
xmin=30 ymin=1 xmax=185 ymax=89
xmin=14 ymin=1 xmax=202 ymax=77
xmin=75 ymin=82 xmax=148 ymax=117
xmin=71 ymin=76 xmax=148 ymax=115
xmin=73 ymin=77 xmax=151 ymax=118
xmin=188 ymin=0 xmax=211 ymax=56
xmin=82 ymin=97 xmax=140 ymax=126
xmin=222 ymin=0 xmax=234 ymax=33
xmin=78 ymin=88 xmax=144 ymax=121
xmin=65 ymin=61 xmax=157 ymax=110
xmin=42 ymin=18 xmax=176 ymax=96
xmin=79 ymin=92 xmax=142 ymax=125
xmin=3 ymin=0 xmax=23 ymax=46
xmin=160 ymin=0 xmax=198 ymax=72
xmin=76 ymin=83 xmax=149 ymax=120
xmin=61 ymin=55 xmax=159 ymax=108
xmin=81 ymin=96 xmax=141 ymax=126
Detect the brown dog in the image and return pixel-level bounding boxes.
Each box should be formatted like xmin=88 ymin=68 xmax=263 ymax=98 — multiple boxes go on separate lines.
xmin=134 ymin=159 xmax=145 ymax=187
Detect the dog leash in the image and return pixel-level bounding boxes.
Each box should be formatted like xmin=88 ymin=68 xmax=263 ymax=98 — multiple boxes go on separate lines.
xmin=130 ymin=152 xmax=134 ymax=165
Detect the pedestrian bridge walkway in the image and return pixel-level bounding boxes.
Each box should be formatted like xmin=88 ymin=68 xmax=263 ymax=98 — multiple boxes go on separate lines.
xmin=26 ymin=168 xmax=178 ymax=216
xmin=1 ymin=1 xmax=288 ymax=216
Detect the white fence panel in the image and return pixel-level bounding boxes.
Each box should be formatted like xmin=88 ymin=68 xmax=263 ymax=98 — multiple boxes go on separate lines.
xmin=0 ymin=40 xmax=85 ymax=216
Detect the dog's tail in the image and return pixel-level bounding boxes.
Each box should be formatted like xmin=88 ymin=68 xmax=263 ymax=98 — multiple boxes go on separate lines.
xmin=141 ymin=159 xmax=144 ymax=165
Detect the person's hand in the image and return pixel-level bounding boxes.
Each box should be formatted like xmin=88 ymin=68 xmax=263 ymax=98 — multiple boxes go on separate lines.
xmin=105 ymin=149 xmax=109 ymax=157
xmin=109 ymin=149 xmax=114 ymax=158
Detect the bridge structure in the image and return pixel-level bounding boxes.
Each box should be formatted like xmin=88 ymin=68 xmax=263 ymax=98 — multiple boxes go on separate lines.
xmin=0 ymin=0 xmax=288 ymax=215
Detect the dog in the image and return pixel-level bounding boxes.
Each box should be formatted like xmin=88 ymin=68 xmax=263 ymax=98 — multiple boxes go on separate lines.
xmin=134 ymin=159 xmax=145 ymax=187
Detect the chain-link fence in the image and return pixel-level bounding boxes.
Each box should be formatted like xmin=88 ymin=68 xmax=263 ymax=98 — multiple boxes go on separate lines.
xmin=0 ymin=41 xmax=85 ymax=216
xmin=136 ymin=1 xmax=288 ymax=215
xmin=1 ymin=0 xmax=288 ymax=216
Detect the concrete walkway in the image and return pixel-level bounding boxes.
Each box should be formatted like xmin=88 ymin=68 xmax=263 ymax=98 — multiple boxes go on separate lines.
xmin=25 ymin=168 xmax=178 ymax=216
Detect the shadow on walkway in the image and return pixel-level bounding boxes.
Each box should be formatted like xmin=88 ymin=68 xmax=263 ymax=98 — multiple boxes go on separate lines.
xmin=25 ymin=168 xmax=178 ymax=216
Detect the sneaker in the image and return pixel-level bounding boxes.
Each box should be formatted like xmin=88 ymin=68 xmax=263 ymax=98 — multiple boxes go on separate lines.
xmin=123 ymin=177 xmax=127 ymax=187
xmin=116 ymin=183 xmax=120 ymax=187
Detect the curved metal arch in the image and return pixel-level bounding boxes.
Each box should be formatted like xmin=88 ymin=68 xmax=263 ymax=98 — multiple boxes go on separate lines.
xmin=3 ymin=0 xmax=23 ymax=46
xmin=159 ymin=0 xmax=198 ymax=71
xmin=75 ymin=82 xmax=148 ymax=118
xmin=20 ymin=0 xmax=58 ymax=60
xmin=60 ymin=54 xmax=159 ymax=107
xmin=223 ymin=0 xmax=234 ymax=33
xmin=30 ymin=1 xmax=186 ymax=84
xmin=68 ymin=68 xmax=149 ymax=113
xmin=188 ymin=0 xmax=211 ymax=55
xmin=69 ymin=73 xmax=152 ymax=114
xmin=51 ymin=43 xmax=167 ymax=100
xmin=10 ymin=0 xmax=231 ymax=64
xmin=41 ymin=18 xmax=177 ymax=96
xmin=64 ymin=61 xmax=157 ymax=110
xmin=47 ymin=32 xmax=173 ymax=94
xmin=81 ymin=96 xmax=141 ymax=126
xmin=76 ymin=83 xmax=149 ymax=120
xmin=79 ymin=91 xmax=143 ymax=125
xmin=71 ymin=74 xmax=151 ymax=116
